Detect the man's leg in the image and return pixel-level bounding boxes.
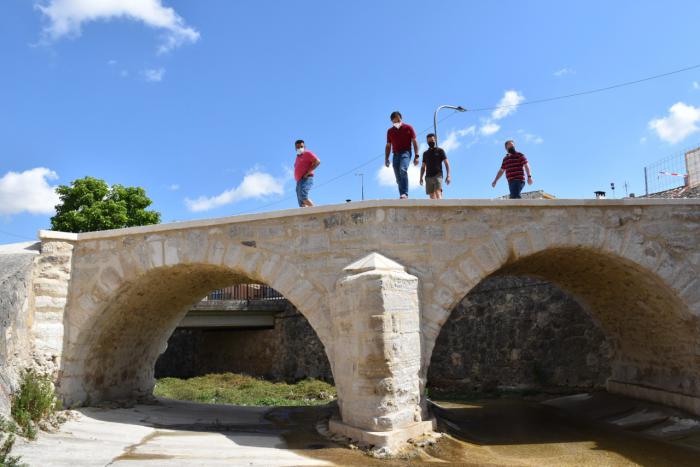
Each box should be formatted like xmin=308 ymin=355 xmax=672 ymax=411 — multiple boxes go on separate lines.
xmin=296 ymin=181 xmax=304 ymax=207
xmin=398 ymin=152 xmax=410 ymax=198
xmin=434 ymin=177 xmax=443 ymax=199
xmin=509 ymin=179 xmax=524 ymax=199
xmin=300 ymin=177 xmax=314 ymax=207
xmin=392 ymin=153 xmax=403 ymax=198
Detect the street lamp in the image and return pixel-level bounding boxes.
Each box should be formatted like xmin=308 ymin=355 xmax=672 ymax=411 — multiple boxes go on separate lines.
xmin=434 ymin=105 xmax=467 ymax=146
xmin=355 ymin=172 xmax=364 ymax=201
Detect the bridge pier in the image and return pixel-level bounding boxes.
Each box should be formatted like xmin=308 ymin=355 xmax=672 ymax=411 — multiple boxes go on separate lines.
xmin=328 ymin=253 xmax=435 ymax=449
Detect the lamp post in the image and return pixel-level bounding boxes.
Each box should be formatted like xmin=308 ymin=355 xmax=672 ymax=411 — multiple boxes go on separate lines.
xmin=355 ymin=172 xmax=364 ymax=200
xmin=434 ymin=105 xmax=467 ymax=145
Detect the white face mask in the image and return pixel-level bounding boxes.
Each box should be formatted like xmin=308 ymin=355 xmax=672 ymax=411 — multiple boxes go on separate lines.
xmin=393 ymin=122 xmax=402 ymax=129
xmin=296 ymin=147 xmax=305 ymax=155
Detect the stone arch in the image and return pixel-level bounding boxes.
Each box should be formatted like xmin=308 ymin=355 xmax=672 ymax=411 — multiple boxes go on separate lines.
xmin=421 ymin=224 xmax=700 ymax=414
xmin=59 ymin=235 xmax=333 ymax=406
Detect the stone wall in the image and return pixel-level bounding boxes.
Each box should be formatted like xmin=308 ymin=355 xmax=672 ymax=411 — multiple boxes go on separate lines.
xmin=157 ymin=275 xmax=612 ymax=394
xmin=0 ymin=243 xmax=39 ymax=416
xmin=428 ymin=276 xmax=612 ymax=392
xmin=155 ymin=301 xmax=333 ymax=383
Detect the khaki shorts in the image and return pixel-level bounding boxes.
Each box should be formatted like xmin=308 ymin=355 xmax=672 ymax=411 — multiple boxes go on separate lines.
xmin=425 ymin=175 xmax=443 ymax=194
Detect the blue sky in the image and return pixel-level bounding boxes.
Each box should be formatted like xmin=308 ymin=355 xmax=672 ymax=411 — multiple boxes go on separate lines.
xmin=1 ymin=0 xmax=700 ymax=242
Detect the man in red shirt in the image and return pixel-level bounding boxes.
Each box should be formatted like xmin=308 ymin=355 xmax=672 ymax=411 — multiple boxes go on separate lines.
xmin=294 ymin=139 xmax=321 ymax=207
xmin=491 ymin=140 xmax=533 ymax=199
xmin=385 ymin=111 xmax=420 ymax=199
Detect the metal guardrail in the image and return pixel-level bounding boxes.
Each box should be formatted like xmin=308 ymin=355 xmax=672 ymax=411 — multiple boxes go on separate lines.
xmin=204 ymin=284 xmax=284 ymax=301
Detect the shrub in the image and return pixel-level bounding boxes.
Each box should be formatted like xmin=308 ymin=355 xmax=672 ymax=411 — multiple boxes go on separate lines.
xmin=0 ymin=432 xmax=25 ymax=467
xmin=11 ymin=370 xmax=60 ymax=440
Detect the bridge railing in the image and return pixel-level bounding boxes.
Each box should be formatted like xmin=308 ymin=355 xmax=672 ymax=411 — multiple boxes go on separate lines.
xmin=203 ymin=284 xmax=285 ymax=302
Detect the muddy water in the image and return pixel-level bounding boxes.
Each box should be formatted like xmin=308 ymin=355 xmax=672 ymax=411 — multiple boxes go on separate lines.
xmin=273 ymin=399 xmax=700 ymax=466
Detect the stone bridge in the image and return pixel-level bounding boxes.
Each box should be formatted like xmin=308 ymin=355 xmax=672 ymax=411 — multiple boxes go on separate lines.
xmin=31 ymin=199 xmax=700 ymax=447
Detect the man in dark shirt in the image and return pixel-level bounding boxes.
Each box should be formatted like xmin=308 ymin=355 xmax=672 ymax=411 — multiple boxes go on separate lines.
xmin=385 ymin=111 xmax=420 ymax=199
xmin=419 ymin=133 xmax=451 ymax=199
xmin=491 ymin=140 xmax=533 ymax=199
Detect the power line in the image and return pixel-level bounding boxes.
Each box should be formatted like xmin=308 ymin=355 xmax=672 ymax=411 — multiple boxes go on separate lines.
xmin=467 ymin=63 xmax=700 ymax=113
xmin=0 ymin=229 xmax=35 ymax=241
xmin=234 ymin=62 xmax=700 ymax=215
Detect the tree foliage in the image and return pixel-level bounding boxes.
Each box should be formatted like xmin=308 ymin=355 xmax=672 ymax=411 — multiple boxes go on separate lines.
xmin=50 ymin=176 xmax=161 ymax=233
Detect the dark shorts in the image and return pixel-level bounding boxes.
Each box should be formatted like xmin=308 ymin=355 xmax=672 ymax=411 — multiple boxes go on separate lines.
xmin=296 ymin=176 xmax=313 ymax=206
xmin=425 ymin=175 xmax=443 ymax=194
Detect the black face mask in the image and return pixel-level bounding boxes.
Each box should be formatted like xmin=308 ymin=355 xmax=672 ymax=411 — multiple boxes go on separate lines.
xmin=507 ymin=146 xmax=516 ymax=154
xmin=428 ymin=142 xmax=436 ymax=148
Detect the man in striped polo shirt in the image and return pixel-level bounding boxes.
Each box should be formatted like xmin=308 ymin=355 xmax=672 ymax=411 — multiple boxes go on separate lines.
xmin=491 ymin=140 xmax=533 ymax=199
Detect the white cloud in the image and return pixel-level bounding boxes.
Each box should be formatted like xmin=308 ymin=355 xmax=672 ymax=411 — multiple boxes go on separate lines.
xmin=0 ymin=168 xmax=59 ymax=216
xmin=36 ymin=0 xmax=200 ymax=53
xmin=441 ymin=131 xmax=461 ymax=153
xmin=640 ymin=136 xmax=647 ymax=144
xmin=693 ymin=81 xmax=699 ymax=90
xmin=376 ymin=163 xmax=422 ymax=193
xmin=168 ymin=184 xmax=180 ymax=191
xmin=518 ymin=130 xmax=544 ymax=144
xmin=554 ymin=67 xmax=575 ymax=77
xmin=185 ymin=171 xmax=285 ymax=212
xmin=120 ymin=69 xmax=128 ymax=77
xmin=107 ymin=59 xmax=116 ymax=65
xmin=457 ymin=126 xmax=476 ymax=137
xmin=469 ymin=91 xmax=524 ymax=140
xmin=143 ymin=67 xmax=165 ymax=82
xmin=648 ymin=102 xmax=700 ymax=144
xmin=480 ymin=122 xmax=500 ymax=136
xmin=491 ymin=90 xmax=525 ymax=120
xmin=421 ymin=125 xmax=477 ymax=154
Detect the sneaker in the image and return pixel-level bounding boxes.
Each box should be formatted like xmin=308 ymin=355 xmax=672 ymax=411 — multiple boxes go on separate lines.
xmin=400 ymin=194 xmax=408 ymax=199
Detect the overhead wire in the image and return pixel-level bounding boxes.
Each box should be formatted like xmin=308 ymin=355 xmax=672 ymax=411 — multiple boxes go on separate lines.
xmin=0 ymin=228 xmax=36 ymax=241
xmin=229 ymin=62 xmax=700 ymax=215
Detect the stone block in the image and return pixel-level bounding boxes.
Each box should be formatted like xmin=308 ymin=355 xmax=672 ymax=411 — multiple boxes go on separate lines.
xmin=147 ymin=240 xmax=163 ymax=268
xmin=329 ymin=418 xmax=436 ymax=450
xmin=163 ymin=238 xmax=180 ymax=266
xmin=34 ymin=295 xmax=67 ymax=311
xmin=207 ymin=240 xmax=226 ymax=265
xmin=33 ymin=280 xmax=69 ymax=298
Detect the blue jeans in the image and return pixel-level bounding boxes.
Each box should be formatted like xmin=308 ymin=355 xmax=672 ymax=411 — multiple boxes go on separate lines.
xmin=392 ymin=151 xmax=411 ymax=197
xmin=508 ymin=179 xmax=525 ymax=199
xmin=296 ymin=176 xmax=313 ymax=206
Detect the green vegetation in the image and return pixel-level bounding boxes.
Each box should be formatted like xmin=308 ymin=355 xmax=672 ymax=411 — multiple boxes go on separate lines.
xmin=0 ymin=418 xmax=24 ymax=467
xmin=11 ymin=370 xmax=61 ymax=440
xmin=51 ymin=176 xmax=160 ymax=233
xmin=0 ymin=433 xmax=25 ymax=467
xmin=154 ymin=373 xmax=336 ymax=407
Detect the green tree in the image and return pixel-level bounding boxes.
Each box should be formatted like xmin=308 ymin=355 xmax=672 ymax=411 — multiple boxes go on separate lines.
xmin=50 ymin=176 xmax=161 ymax=233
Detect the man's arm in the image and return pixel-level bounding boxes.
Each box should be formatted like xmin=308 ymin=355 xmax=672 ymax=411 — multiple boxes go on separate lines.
xmin=306 ymin=159 xmax=320 ymax=177
xmin=492 ymin=169 xmax=504 ymax=187
xmin=524 ymin=162 xmax=533 ymax=185
xmin=420 ymin=162 xmax=426 ymax=185
xmin=444 ymin=158 xmax=451 ymax=185
xmin=412 ymin=138 xmax=420 ymax=166
xmin=385 ymin=143 xmax=391 ymax=167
